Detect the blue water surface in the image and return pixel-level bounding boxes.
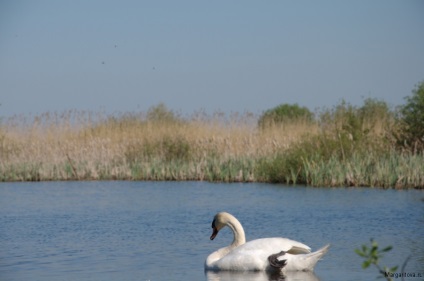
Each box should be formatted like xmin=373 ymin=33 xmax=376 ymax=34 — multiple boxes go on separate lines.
xmin=0 ymin=181 xmax=423 ymax=281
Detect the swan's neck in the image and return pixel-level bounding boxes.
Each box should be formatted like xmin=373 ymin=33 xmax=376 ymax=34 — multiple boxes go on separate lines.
xmin=227 ymin=217 xmax=246 ymax=248
xmin=205 ymin=214 xmax=246 ymax=269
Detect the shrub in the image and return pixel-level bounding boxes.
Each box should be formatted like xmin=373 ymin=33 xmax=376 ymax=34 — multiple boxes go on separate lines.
xmin=319 ymin=99 xmax=394 ymax=148
xmin=258 ymin=103 xmax=313 ymax=129
xmin=161 ymin=136 xmax=191 ymax=162
xmin=255 ymin=99 xmax=398 ymax=185
xmin=255 ymin=133 xmax=356 ymax=184
xmin=146 ymin=103 xmax=182 ymax=124
xmin=125 ymin=135 xmax=192 ymax=165
xmin=398 ymin=80 xmax=424 ymax=151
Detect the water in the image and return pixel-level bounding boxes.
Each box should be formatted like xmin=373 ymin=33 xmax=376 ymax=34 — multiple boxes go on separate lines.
xmin=0 ymin=181 xmax=423 ymax=281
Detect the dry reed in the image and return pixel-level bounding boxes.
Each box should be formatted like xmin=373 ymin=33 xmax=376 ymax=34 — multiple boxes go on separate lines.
xmin=0 ymin=108 xmax=422 ymax=188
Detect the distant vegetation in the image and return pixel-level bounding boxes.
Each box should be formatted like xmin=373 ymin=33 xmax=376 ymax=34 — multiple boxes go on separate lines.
xmin=258 ymin=103 xmax=313 ymax=129
xmin=0 ymin=81 xmax=423 ymax=188
xmin=397 ymin=81 xmax=424 ymax=151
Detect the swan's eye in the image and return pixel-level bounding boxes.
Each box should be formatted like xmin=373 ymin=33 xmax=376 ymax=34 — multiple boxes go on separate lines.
xmin=211 ymin=218 xmax=216 ymax=228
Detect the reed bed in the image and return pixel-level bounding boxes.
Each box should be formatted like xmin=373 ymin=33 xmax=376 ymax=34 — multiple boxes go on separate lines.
xmin=0 ymin=108 xmax=422 ymax=188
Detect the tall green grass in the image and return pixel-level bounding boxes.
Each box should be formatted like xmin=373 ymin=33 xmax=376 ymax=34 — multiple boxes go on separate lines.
xmin=0 ymin=104 xmax=422 ymax=188
xmin=257 ymin=148 xmax=423 ymax=188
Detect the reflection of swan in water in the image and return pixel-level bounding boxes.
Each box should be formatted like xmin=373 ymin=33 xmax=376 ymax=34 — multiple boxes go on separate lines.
xmin=206 ymin=270 xmax=321 ymax=281
xmin=205 ymin=212 xmax=329 ymax=272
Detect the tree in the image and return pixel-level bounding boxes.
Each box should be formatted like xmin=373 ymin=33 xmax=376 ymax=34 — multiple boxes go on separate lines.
xmin=146 ymin=103 xmax=180 ymax=123
xmin=258 ymin=103 xmax=313 ymax=129
xmin=399 ymin=80 xmax=424 ymax=151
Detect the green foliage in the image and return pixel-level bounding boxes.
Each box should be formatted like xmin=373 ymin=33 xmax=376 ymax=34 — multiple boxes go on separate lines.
xmin=360 ymin=98 xmax=392 ymax=124
xmin=399 ymin=81 xmax=424 ymax=151
xmin=2 ymin=89 xmax=424 ymax=186
xmin=256 ymin=133 xmax=362 ymax=185
xmin=160 ymin=136 xmax=191 ymax=162
xmin=255 ymin=154 xmax=293 ymax=184
xmin=355 ymin=239 xmax=400 ymax=281
xmin=258 ymin=103 xmax=313 ymax=128
xmin=320 ymin=98 xmax=393 ymax=144
xmin=254 ymin=98 xmax=419 ymax=187
xmin=146 ymin=103 xmax=182 ymax=124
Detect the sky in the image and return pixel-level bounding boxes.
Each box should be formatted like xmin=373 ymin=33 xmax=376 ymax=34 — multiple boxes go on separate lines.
xmin=1 ymin=1 xmax=424 ymax=117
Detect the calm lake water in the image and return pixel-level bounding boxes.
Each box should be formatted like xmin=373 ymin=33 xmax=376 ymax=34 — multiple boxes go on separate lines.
xmin=0 ymin=181 xmax=423 ymax=281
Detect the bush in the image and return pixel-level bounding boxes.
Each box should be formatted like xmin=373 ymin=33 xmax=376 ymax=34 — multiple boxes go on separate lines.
xmin=255 ymin=99 xmax=398 ymax=185
xmin=319 ymin=99 xmax=394 ymax=147
xmin=146 ymin=103 xmax=182 ymax=124
xmin=258 ymin=103 xmax=313 ymax=128
xmin=125 ymin=135 xmax=192 ymax=164
xmin=359 ymin=98 xmax=393 ymax=133
xmin=255 ymin=133 xmax=356 ymax=184
xmin=398 ymin=81 xmax=424 ymax=151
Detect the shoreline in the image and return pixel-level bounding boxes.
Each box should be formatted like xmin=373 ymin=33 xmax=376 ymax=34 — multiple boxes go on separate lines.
xmin=1 ymin=178 xmax=423 ymax=190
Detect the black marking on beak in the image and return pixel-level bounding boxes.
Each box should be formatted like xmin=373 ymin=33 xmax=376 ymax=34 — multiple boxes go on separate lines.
xmin=210 ymin=218 xmax=218 ymax=240
xmin=210 ymin=226 xmax=218 ymax=240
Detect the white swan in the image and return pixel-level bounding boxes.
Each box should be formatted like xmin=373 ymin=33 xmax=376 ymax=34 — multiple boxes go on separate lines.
xmin=205 ymin=212 xmax=329 ymax=272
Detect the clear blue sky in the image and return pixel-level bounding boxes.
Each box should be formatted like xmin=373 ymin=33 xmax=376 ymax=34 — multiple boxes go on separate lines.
xmin=1 ymin=1 xmax=424 ymax=117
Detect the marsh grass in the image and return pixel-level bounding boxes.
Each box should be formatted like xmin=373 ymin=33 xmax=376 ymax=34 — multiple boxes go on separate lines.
xmin=0 ymin=109 xmax=299 ymax=182
xmin=0 ymin=105 xmax=422 ymax=188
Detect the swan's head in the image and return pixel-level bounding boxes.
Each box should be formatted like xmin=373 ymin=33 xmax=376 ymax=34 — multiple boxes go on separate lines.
xmin=210 ymin=212 xmax=234 ymax=240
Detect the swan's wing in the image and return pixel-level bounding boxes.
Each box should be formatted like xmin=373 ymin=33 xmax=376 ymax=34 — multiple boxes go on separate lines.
xmin=284 ymin=238 xmax=312 ymax=254
xmin=288 ymin=245 xmax=311 ymax=254
xmin=238 ymin=238 xmax=311 ymax=254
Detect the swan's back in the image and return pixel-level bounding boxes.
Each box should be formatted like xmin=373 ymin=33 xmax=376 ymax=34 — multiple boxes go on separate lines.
xmin=233 ymin=237 xmax=310 ymax=254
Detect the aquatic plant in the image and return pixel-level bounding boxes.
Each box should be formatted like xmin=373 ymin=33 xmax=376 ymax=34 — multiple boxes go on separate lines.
xmin=355 ymin=239 xmax=413 ymax=281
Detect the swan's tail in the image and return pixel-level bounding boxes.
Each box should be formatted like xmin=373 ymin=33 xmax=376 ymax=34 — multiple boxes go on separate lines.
xmin=285 ymin=244 xmax=330 ymax=271
xmin=302 ymin=244 xmax=330 ymax=271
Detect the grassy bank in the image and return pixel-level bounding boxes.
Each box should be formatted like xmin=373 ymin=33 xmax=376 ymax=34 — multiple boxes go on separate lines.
xmin=0 ymin=106 xmax=423 ymax=188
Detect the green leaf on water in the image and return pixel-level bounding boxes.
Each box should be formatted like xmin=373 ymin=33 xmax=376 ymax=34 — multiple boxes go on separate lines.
xmin=389 ymin=266 xmax=398 ymax=272
xmin=355 ymin=249 xmax=366 ymax=257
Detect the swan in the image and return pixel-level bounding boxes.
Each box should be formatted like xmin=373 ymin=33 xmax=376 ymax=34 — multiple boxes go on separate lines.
xmin=205 ymin=212 xmax=329 ymax=272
